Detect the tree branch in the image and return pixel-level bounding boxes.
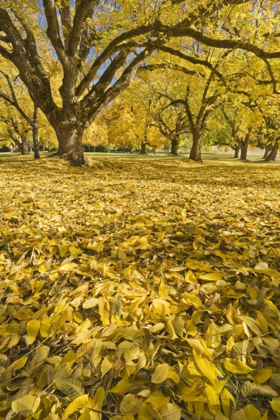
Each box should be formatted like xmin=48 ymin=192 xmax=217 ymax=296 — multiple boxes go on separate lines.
xmin=149 ymin=44 xmax=225 ymax=82
xmin=58 ymin=1 xmax=72 ymax=49
xmin=154 ymin=21 xmax=280 ymax=59
xmin=42 ymin=0 xmax=67 ymax=65
xmin=184 ymin=90 xmax=195 ymax=133
xmin=86 ymin=48 xmax=154 ymax=124
xmin=0 ymin=70 xmax=33 ymax=125
xmin=82 ymin=51 xmax=128 ymax=101
xmin=76 ymin=25 xmax=153 ymax=98
xmin=139 ymin=63 xmax=202 ymax=77
xmin=0 ymin=8 xmax=57 ymax=116
xmin=67 ymin=0 xmax=100 ymax=56
xmin=0 ymin=34 xmax=10 ymax=43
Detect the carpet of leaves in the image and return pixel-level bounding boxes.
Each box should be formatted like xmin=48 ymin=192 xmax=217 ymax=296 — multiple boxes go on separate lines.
xmin=0 ymin=155 xmax=280 ymax=420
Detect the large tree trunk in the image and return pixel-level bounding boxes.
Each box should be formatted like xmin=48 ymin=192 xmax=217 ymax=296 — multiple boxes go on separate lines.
xmin=139 ymin=141 xmax=147 ymax=154
xmin=233 ymin=146 xmax=240 ymax=158
xmin=33 ymin=107 xmax=40 ymax=159
xmin=171 ymin=137 xmax=179 ymax=156
xmin=265 ymin=144 xmax=278 ymax=162
xmin=55 ymin=123 xmax=86 ymax=165
xmin=189 ymin=128 xmax=203 ymax=162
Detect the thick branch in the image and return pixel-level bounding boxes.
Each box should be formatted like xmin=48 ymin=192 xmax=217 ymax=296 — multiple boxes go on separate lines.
xmin=84 ymin=51 xmax=128 ymax=101
xmin=139 ymin=63 xmax=201 ymax=77
xmin=58 ymin=2 xmax=72 ymax=49
xmin=0 ymin=8 xmax=57 ymax=117
xmin=154 ymin=22 xmax=280 ymax=59
xmin=0 ymin=44 xmax=12 ymax=59
xmin=42 ymin=0 xmax=67 ymax=65
xmin=0 ymin=34 xmax=10 ymax=42
xmin=86 ymin=48 xmax=154 ymax=124
xmin=76 ymin=25 xmax=153 ymax=97
xmin=150 ymin=44 xmax=225 ymax=82
xmin=67 ymin=0 xmax=99 ymax=56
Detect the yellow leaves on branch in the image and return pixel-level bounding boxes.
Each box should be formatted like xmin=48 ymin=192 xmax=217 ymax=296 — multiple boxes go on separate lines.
xmin=0 ymin=156 xmax=280 ymax=419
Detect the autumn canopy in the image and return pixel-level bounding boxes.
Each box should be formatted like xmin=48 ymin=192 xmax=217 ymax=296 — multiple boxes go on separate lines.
xmin=0 ymin=0 xmax=280 ymax=162
xmin=1 ymin=1 xmax=280 ymax=420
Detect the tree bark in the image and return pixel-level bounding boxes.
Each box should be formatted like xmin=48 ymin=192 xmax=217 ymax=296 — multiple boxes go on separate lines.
xmin=171 ymin=137 xmax=179 ymax=155
xmin=240 ymin=144 xmax=248 ymax=160
xmin=55 ymin=123 xmax=87 ymax=165
xmin=263 ymin=145 xmax=271 ymax=159
xmin=233 ymin=146 xmax=240 ymax=158
xmin=239 ymin=134 xmax=250 ymax=161
xmin=270 ymin=148 xmax=278 ymax=161
xmin=32 ymin=106 xmax=40 ymax=159
xmin=20 ymin=137 xmax=29 ymax=155
xmin=8 ymin=127 xmax=29 ymax=155
xmin=189 ymin=128 xmax=203 ymax=162
xmin=139 ymin=141 xmax=147 ymax=154
xmin=265 ymin=144 xmax=278 ymax=162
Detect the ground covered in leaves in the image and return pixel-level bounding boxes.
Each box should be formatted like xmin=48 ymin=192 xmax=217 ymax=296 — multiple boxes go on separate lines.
xmin=0 ymin=155 xmax=280 ymax=420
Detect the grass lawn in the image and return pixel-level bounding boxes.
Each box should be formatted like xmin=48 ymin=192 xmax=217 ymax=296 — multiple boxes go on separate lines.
xmin=0 ymin=154 xmax=280 ymax=419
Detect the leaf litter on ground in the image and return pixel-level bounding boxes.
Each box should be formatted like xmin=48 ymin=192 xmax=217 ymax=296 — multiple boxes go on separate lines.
xmin=0 ymin=156 xmax=280 ymax=419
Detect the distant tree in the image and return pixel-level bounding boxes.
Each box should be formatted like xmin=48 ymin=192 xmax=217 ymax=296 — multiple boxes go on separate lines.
xmin=0 ymin=69 xmax=40 ymax=158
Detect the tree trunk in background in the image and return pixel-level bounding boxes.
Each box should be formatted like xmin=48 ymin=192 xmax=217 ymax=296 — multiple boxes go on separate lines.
xmin=265 ymin=144 xmax=278 ymax=162
xmin=239 ymin=134 xmax=250 ymax=161
xmin=271 ymin=147 xmax=278 ymax=161
xmin=240 ymin=144 xmax=248 ymax=160
xmin=8 ymin=128 xmax=29 ymax=155
xmin=33 ymin=107 xmax=40 ymax=159
xmin=21 ymin=137 xmax=29 ymax=155
xmin=263 ymin=145 xmax=272 ymax=159
xmin=140 ymin=141 xmax=147 ymax=154
xmin=171 ymin=137 xmax=179 ymax=155
xmin=189 ymin=128 xmax=203 ymax=162
xmin=233 ymin=146 xmax=240 ymax=158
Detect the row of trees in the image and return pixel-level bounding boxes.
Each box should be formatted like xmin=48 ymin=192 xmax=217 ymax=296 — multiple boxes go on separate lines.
xmin=0 ymin=0 xmax=279 ymax=164
xmin=1 ymin=56 xmax=279 ymax=162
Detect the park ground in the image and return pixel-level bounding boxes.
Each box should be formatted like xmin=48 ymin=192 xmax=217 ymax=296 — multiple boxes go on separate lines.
xmin=0 ymin=154 xmax=280 ymax=419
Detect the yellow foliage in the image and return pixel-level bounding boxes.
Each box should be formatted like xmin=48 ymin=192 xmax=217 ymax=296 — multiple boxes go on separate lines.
xmin=0 ymin=155 xmax=280 ymax=419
